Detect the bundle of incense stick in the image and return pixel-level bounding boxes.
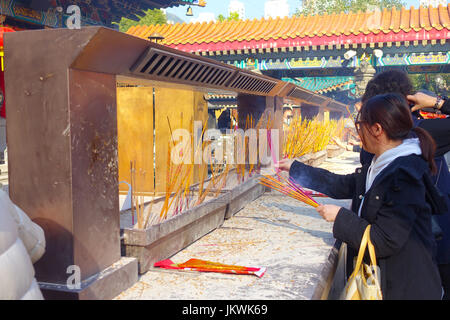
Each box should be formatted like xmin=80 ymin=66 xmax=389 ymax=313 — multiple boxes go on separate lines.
xmin=251 ymin=115 xmax=263 ymax=176
xmin=266 ymin=120 xmax=277 ymax=167
xmin=142 ymin=193 xmax=155 ymax=228
xmin=161 ymin=134 xmax=193 ymax=219
xmin=246 ymin=114 xmax=256 ymax=177
xmin=195 ymin=155 xmax=216 ymax=206
xmin=214 ymin=163 xmax=230 ymax=197
xmin=196 ymin=125 xmax=211 ymax=206
xmin=259 ymin=173 xmax=319 ymax=208
xmin=283 ymin=117 xmax=344 ymax=159
xmin=130 ymin=160 xmax=152 ymax=229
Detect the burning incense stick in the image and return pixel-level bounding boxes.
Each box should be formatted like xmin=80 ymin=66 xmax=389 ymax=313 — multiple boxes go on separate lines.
xmin=259 ymin=173 xmax=319 ymax=208
xmin=143 ymin=191 xmax=156 ymax=228
xmin=214 ymin=164 xmax=230 ymax=197
xmin=130 ymin=160 xmax=135 ymax=225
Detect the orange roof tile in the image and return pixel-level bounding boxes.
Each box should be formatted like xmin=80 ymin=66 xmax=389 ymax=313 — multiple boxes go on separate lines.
xmin=127 ymin=5 xmax=450 ymax=52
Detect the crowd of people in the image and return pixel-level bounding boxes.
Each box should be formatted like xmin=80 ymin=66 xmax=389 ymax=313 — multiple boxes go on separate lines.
xmin=278 ymin=70 xmax=450 ymax=299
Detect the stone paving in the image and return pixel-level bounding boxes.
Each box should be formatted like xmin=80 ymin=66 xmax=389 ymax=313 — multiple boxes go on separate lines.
xmin=114 ymin=151 xmax=360 ymax=300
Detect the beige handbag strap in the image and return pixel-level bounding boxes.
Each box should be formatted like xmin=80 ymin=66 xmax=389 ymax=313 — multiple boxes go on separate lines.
xmin=366 ymin=231 xmax=380 ymax=281
xmin=349 ymin=225 xmax=378 ymax=280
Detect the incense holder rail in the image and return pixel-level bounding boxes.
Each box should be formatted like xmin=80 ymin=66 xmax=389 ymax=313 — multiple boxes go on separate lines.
xmin=192 ymin=173 xmax=266 ymax=220
xmin=121 ymin=191 xmax=230 ymax=274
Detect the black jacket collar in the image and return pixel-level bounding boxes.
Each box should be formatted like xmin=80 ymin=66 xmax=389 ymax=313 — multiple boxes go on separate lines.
xmin=361 ymin=154 xmax=447 ymax=215
xmin=364 ymin=154 xmax=427 ymax=189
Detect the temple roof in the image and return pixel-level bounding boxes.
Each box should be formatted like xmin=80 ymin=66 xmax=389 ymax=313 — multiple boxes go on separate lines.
xmin=127 ymin=5 xmax=450 ymax=52
xmin=283 ymin=77 xmax=355 ymax=94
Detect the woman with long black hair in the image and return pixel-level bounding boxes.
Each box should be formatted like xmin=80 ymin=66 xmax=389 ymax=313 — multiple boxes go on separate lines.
xmin=277 ymin=93 xmax=446 ymax=299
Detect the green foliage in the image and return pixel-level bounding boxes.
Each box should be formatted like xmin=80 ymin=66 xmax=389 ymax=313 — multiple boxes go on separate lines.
xmin=114 ymin=8 xmax=167 ymax=32
xmin=217 ymin=11 xmax=241 ymax=22
xmin=410 ymin=73 xmax=449 ymax=95
xmin=228 ymin=12 xmax=241 ymax=21
xmin=295 ymin=0 xmax=405 ymax=16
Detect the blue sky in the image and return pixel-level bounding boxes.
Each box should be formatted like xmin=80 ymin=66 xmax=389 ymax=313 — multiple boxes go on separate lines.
xmin=166 ymin=0 xmax=421 ymax=22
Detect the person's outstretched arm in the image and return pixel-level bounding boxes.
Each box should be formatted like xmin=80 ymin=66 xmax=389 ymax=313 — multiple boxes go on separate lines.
xmin=408 ymin=92 xmax=450 ymax=114
xmin=277 ymin=159 xmax=357 ymax=199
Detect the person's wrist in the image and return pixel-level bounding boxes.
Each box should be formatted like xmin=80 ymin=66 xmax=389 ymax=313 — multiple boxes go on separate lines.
xmin=288 ymin=160 xmax=300 ymax=176
xmin=434 ymin=96 xmax=444 ymax=110
xmin=438 ymin=96 xmax=446 ymax=109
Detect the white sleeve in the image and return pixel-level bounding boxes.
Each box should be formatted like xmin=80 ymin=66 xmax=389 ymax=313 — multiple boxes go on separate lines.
xmin=12 ymin=204 xmax=46 ymax=264
xmin=0 ymin=191 xmax=46 ymax=263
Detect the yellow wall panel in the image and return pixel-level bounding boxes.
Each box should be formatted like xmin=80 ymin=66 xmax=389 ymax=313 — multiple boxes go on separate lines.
xmin=117 ymin=87 xmax=154 ymax=194
xmin=117 ymin=86 xmax=208 ymax=195
xmin=154 ymin=87 xmax=197 ymax=193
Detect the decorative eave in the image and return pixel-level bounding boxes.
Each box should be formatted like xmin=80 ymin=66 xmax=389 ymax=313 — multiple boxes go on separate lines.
xmin=283 ymin=77 xmax=355 ymax=94
xmin=1 ymin=0 xmax=206 ymax=28
xmin=127 ymin=5 xmax=450 ymax=55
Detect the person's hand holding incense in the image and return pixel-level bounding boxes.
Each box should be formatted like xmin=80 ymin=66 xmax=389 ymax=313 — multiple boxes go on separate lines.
xmin=275 ymin=158 xmax=293 ymax=172
xmin=316 ymin=204 xmax=341 ymax=222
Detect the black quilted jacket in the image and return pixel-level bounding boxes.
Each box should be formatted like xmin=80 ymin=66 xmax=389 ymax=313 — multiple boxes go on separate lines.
xmin=290 ymin=154 xmax=445 ymax=300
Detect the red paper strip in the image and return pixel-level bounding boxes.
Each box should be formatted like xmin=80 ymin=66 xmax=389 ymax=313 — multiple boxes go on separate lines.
xmin=154 ymin=259 xmax=266 ymax=278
